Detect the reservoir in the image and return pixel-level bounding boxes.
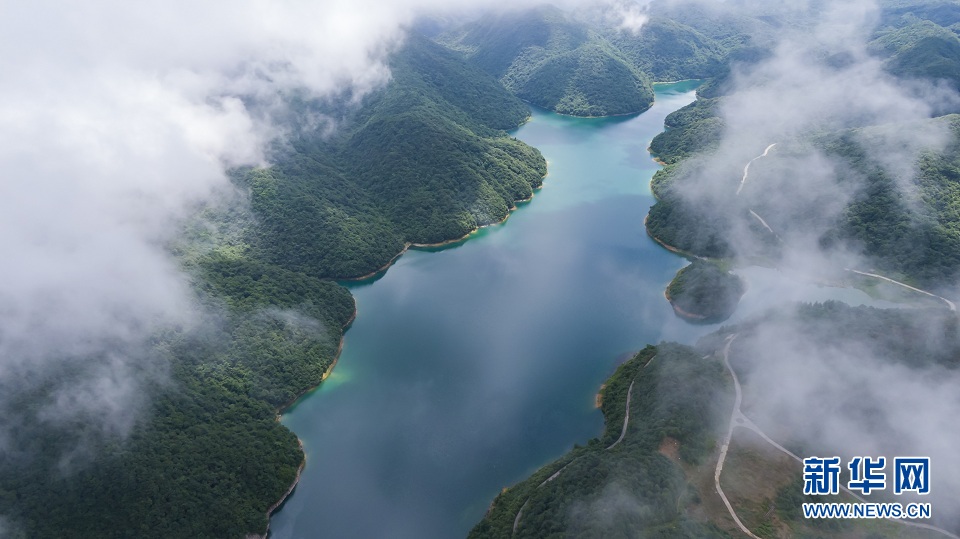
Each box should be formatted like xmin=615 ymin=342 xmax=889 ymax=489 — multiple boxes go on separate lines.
xmin=269 ymin=82 xmax=895 ymax=538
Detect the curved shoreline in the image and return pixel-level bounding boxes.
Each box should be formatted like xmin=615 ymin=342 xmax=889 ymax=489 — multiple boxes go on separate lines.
xmin=642 ymin=214 xmax=710 ymax=261
xmin=253 ymin=299 xmax=358 ymax=539
xmin=341 ymin=189 xmax=542 ymax=283
xmin=249 ymin=440 xmax=306 ymax=539
xmin=259 ymin=176 xmax=546 ymax=537
xmin=522 ymin=99 xmax=653 ymax=119
xmin=663 ymin=288 xmax=709 ymax=321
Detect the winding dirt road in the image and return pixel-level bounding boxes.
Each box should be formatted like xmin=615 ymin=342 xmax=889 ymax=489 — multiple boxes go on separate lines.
xmin=606 ymin=379 xmax=636 ymax=450
xmin=748 ymin=209 xmax=782 ymax=242
xmin=737 ymin=143 xmax=777 ymax=195
xmin=846 ymin=268 xmax=956 ymax=312
xmin=715 ymin=334 xmax=960 ymax=539
xmin=511 ymin=355 xmax=656 ymax=535
xmin=735 ymin=143 xmax=783 ymax=242
xmin=714 ymin=335 xmax=764 ymax=539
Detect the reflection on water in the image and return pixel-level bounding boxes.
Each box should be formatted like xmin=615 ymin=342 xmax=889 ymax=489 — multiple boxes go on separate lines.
xmin=269 ymin=81 xmax=897 ymax=539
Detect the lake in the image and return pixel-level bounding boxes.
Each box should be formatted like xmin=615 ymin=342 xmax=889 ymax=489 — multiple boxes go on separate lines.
xmin=269 ymin=81 xmax=895 ymax=538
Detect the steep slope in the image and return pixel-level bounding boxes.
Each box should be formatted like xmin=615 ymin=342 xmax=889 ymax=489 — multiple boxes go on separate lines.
xmin=470 ymin=344 xmax=733 ymax=538
xmin=441 ymin=5 xmax=655 ymax=117
xmin=472 ymin=303 xmax=960 ymax=538
xmin=0 ymin=32 xmax=545 ymax=539
xmin=249 ymin=33 xmax=546 ymax=279
xmin=607 ymin=0 xmax=787 ymax=83
xmin=871 ymin=19 xmax=960 ymax=91
xmin=644 ymin=3 xmax=960 ymax=289
xmin=647 ymin=108 xmax=960 ymax=286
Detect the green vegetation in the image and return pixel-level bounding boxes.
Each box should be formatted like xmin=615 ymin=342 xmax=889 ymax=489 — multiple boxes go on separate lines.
xmin=818 ymin=116 xmax=960 ymax=284
xmin=10 ymin=2 xmax=960 ymax=536
xmin=0 ymin=259 xmax=354 ymax=538
xmin=608 ymin=0 xmax=808 ymax=89
xmin=872 ymin=19 xmax=960 ymax=91
xmin=666 ymin=260 xmax=746 ymax=323
xmin=646 ymin=171 xmax=734 ymax=260
xmin=749 ymin=300 xmax=960 ymax=370
xmin=441 ymin=6 xmax=655 ymax=117
xmin=478 ymin=301 xmax=960 ymax=538
xmin=649 ymin=97 xmax=724 ymax=164
xmin=647 ymin=37 xmax=960 ymax=289
xmin=470 ymin=344 xmax=733 ymax=538
xmin=641 ymin=0 xmax=960 ymax=285
xmin=0 ymin=33 xmax=544 ymax=539
xmin=717 ymin=301 xmax=960 ymax=536
xmin=648 ymin=113 xmax=960 ymax=285
xmin=438 ymin=1 xmax=794 ymax=118
xmin=249 ymin=34 xmax=545 ymax=279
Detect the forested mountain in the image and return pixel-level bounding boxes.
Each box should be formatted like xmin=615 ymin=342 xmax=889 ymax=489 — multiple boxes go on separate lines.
xmin=872 ymin=18 xmax=960 ymax=92
xmin=666 ymin=259 xmax=746 ymax=323
xmin=471 ymin=344 xmax=733 ymax=538
xmin=440 ymin=6 xmax=656 ymax=117
xmin=483 ymin=2 xmax=960 ymax=533
xmin=606 ymin=0 xmax=785 ymax=83
xmin=438 ymin=2 xmax=790 ymax=118
xmin=648 ymin=108 xmax=960 ymax=285
xmin=645 ymin=2 xmax=960 ymax=288
xmin=9 ymin=0 xmax=960 ymax=537
xmin=247 ymin=33 xmax=545 ymax=279
xmin=0 ymin=33 xmax=544 ymax=539
xmin=471 ymin=303 xmax=960 ymax=537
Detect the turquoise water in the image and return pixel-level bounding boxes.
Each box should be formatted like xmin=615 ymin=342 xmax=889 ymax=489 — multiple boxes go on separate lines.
xmin=269 ymin=82 xmax=893 ymax=538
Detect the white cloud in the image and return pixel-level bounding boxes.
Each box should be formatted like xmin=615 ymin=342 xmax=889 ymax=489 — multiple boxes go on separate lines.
xmin=0 ymin=0 xmax=654 ymax=456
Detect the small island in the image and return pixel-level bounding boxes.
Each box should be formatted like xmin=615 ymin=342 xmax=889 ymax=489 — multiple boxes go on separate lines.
xmin=666 ymin=260 xmax=746 ymax=323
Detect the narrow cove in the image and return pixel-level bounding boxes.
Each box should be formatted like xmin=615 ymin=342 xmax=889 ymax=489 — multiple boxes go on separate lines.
xmin=268 ymin=81 xmax=897 ymax=539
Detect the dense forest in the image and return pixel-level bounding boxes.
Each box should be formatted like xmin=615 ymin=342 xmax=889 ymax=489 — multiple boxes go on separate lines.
xmin=8 ymin=0 xmax=960 ymax=537
xmin=472 ymin=1 xmax=960 ymax=536
xmin=470 ymin=344 xmax=733 ymax=538
xmin=0 ymin=34 xmax=545 ymax=539
xmin=473 ymin=301 xmax=960 ymax=537
xmin=645 ymin=1 xmax=960 ymax=289
xmin=718 ymin=301 xmax=960 ymax=536
xmin=666 ymin=260 xmax=746 ymax=323
xmin=438 ymin=2 xmax=778 ymax=117
xmin=439 ymin=6 xmax=656 ymax=117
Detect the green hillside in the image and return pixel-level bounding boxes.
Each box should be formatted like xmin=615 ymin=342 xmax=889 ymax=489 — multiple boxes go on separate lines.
xmin=647 ymin=110 xmax=960 ymax=286
xmin=0 ymin=33 xmax=544 ymax=539
xmin=470 ymin=344 xmax=733 ymax=539
xmin=871 ymin=19 xmax=960 ymax=91
xmin=441 ymin=6 xmax=655 ymax=117
xmin=250 ymin=34 xmax=545 ymax=279
xmin=666 ymin=260 xmax=746 ymax=323
xmin=644 ymin=1 xmax=960 ymax=288
xmin=472 ymin=302 xmax=960 ymax=538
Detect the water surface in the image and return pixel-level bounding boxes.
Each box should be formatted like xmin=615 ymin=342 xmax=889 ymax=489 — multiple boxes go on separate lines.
xmin=270 ymin=82 xmax=892 ymax=538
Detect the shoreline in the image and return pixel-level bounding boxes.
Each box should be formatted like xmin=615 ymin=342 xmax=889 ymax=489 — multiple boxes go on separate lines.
xmin=275 ymin=300 xmax=358 ymax=417
xmin=248 ymin=439 xmax=307 ymax=539
xmin=520 ymin=79 xmax=700 ymax=121
xmin=521 ymin=98 xmax=652 ymax=119
xmin=653 ymin=79 xmax=700 ymax=85
xmin=550 ymin=106 xmax=651 ymax=119
xmin=642 ymin=214 xmax=710 ymax=261
xmin=258 ymin=176 xmax=546 ymax=535
xmin=341 ymin=188 xmax=541 ymax=282
xmin=256 ymin=298 xmax=358 ymax=538
xmin=663 ymin=288 xmax=709 ymax=321
xmin=594 ymin=383 xmax=606 ymax=408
